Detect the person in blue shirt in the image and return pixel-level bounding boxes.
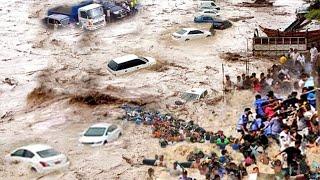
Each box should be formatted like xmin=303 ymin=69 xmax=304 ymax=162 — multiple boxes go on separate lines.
xmin=237 ymin=108 xmax=252 ymax=135
xmin=254 ymin=94 xmax=268 ymax=118
xmin=250 ymin=115 xmax=264 ymax=131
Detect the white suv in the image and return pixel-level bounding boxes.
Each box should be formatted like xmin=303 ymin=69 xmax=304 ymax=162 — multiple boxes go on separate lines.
xmin=107 ymin=54 xmax=156 ymax=75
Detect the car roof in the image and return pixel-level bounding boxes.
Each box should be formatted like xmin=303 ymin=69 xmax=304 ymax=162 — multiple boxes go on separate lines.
xmin=90 ymin=123 xmax=112 ymax=128
xmin=111 ymin=54 xmax=139 ymax=64
xmin=79 ymin=3 xmax=102 ymax=11
xmin=18 ymin=144 xmax=53 ymax=152
xmin=185 ymin=88 xmax=208 ymax=95
xmin=182 ymin=28 xmax=199 ymax=31
xmin=47 ymin=14 xmax=69 ymax=21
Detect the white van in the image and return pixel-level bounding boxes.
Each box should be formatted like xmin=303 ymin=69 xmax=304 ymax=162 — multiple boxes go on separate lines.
xmin=198 ymin=1 xmax=220 ymax=11
xmin=107 ymin=54 xmax=156 ymax=75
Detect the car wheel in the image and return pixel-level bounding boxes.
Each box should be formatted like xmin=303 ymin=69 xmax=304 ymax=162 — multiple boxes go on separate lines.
xmin=118 ymin=133 xmax=122 ymax=138
xmin=185 ymin=39 xmax=190 ymax=41
xmin=206 ymin=35 xmax=211 ymax=37
xmin=103 ymin=140 xmax=108 ymax=145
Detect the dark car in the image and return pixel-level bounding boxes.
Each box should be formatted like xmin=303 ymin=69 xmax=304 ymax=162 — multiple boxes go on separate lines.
xmin=210 ymin=19 xmax=232 ymax=30
xmin=43 ymin=14 xmax=70 ymax=29
xmin=194 ymin=15 xmax=217 ymax=23
xmin=98 ymin=0 xmax=127 ymax=19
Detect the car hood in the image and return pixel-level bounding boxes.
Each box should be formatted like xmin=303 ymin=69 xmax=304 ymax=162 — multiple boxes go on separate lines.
xmin=79 ymin=136 xmax=105 ymax=143
xmin=172 ymin=32 xmax=183 ymax=37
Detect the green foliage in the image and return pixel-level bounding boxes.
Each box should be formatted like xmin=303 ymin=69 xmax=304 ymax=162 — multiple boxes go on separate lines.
xmin=305 ymin=9 xmax=320 ymax=21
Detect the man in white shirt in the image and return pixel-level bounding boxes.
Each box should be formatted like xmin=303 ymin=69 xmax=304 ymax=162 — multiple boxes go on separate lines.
xmin=297 ymin=53 xmax=305 ymax=66
xmin=279 ymin=126 xmax=291 ymax=151
xmin=310 ymin=44 xmax=318 ymax=63
xmin=292 ymin=49 xmax=299 ymax=64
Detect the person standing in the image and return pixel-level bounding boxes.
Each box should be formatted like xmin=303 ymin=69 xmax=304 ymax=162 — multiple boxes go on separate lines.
xmin=274 ymin=141 xmax=302 ymax=170
xmin=310 ymin=44 xmax=318 ymax=64
xmin=297 ymin=53 xmax=305 ymax=66
xmin=237 ymin=108 xmax=252 ymax=135
xmin=292 ymin=49 xmax=299 ymax=62
xmin=224 ymin=75 xmax=234 ymax=93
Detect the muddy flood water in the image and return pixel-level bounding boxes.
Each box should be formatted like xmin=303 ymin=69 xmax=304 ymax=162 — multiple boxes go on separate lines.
xmin=1 ymin=0 xmax=319 ymax=179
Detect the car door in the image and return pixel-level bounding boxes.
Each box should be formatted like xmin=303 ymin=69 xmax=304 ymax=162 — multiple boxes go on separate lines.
xmin=9 ymin=149 xmax=25 ymax=163
xmin=191 ymin=30 xmax=204 ymax=39
xmin=187 ymin=30 xmax=197 ymax=39
xmin=106 ymin=125 xmax=116 ymax=141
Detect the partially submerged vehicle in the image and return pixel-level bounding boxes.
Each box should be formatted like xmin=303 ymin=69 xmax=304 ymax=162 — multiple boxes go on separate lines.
xmin=107 ymin=54 xmax=156 ymax=75
xmin=194 ymin=15 xmax=224 ymax=24
xmin=198 ymin=1 xmax=220 ymax=10
xmin=97 ymin=0 xmax=128 ymax=20
xmin=79 ymin=123 xmax=122 ymax=146
xmin=210 ymin=19 xmax=232 ymax=30
xmin=181 ymin=88 xmax=208 ymax=102
xmin=47 ymin=1 xmax=106 ymax=30
xmin=43 ymin=14 xmax=70 ymax=29
xmin=4 ymin=144 xmax=69 ymax=174
xmin=172 ymin=28 xmax=212 ymax=41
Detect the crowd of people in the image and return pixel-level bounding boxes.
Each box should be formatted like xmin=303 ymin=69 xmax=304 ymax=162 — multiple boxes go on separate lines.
xmin=121 ymin=46 xmax=320 ymax=179
xmin=224 ymin=45 xmax=319 ymax=95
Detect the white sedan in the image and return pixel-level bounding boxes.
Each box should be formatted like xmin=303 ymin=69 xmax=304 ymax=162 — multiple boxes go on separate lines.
xmin=107 ymin=54 xmax=156 ymax=76
xmin=172 ymin=28 xmax=212 ymax=41
xmin=79 ymin=123 xmax=122 ymax=146
xmin=4 ymin=144 xmax=70 ymax=174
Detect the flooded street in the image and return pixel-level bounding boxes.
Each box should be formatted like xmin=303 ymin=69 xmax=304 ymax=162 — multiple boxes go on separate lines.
xmin=0 ymin=0 xmax=318 ymax=179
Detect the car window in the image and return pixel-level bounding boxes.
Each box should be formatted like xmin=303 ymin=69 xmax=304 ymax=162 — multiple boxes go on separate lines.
xmin=118 ymin=59 xmax=146 ymax=70
xmin=11 ymin=149 xmax=24 ymax=157
xmin=107 ymin=125 xmax=117 ymax=133
xmin=188 ymin=30 xmax=196 ymax=35
xmin=84 ymin=127 xmax=106 ymax=136
xmin=189 ymin=30 xmax=203 ymax=35
xmin=48 ymin=18 xmax=54 ymax=24
xmin=176 ymin=29 xmax=187 ymax=35
xmin=201 ymin=90 xmax=208 ymax=98
xmin=23 ymin=150 xmax=35 ymax=158
xmin=203 ymin=16 xmax=213 ymax=20
xmin=54 ymin=20 xmax=61 ymax=25
xmin=108 ymin=60 xmax=119 ymax=71
xmin=194 ymin=30 xmax=204 ymax=34
xmin=37 ymin=149 xmax=60 ymax=158
xmin=80 ymin=11 xmax=88 ymax=18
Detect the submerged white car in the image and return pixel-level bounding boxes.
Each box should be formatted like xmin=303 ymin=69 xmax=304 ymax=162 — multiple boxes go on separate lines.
xmin=172 ymin=28 xmax=212 ymax=41
xmin=107 ymin=54 xmax=156 ymax=75
xmin=79 ymin=123 xmax=122 ymax=146
xmin=182 ymin=88 xmax=208 ymax=101
xmin=4 ymin=144 xmax=69 ymax=174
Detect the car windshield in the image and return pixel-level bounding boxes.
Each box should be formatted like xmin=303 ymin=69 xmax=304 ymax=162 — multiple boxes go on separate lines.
xmin=88 ymin=7 xmax=104 ymax=19
xmin=37 ymin=149 xmax=60 ymax=158
xmin=181 ymin=93 xmax=199 ymax=101
xmin=176 ymin=29 xmax=187 ymax=35
xmin=84 ymin=127 xmax=106 ymax=136
xmin=108 ymin=60 xmax=119 ymax=71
